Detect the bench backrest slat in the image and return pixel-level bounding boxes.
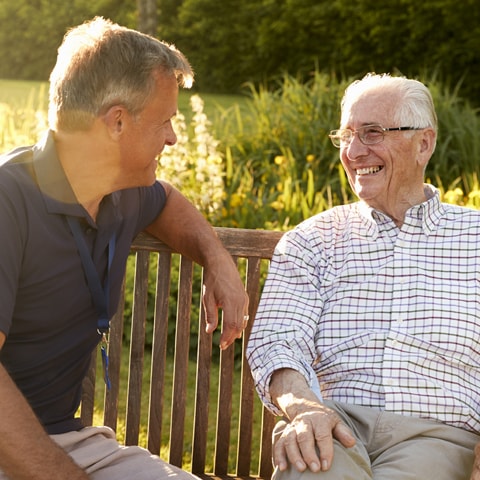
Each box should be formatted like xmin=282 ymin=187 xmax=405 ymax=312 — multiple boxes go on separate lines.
xmin=146 ymin=252 xmax=172 ymax=454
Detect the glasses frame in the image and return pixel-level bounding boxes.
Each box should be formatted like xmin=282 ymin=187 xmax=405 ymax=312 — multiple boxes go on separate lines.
xmin=329 ymin=124 xmax=424 ymax=148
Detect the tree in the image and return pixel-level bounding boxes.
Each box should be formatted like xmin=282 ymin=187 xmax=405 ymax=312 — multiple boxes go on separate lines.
xmin=137 ymin=0 xmax=157 ymax=36
xmin=167 ymin=0 xmax=261 ymax=93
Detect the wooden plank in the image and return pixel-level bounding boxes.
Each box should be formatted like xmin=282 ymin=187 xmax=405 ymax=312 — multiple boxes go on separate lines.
xmin=213 ymin=255 xmax=239 ymax=476
xmin=214 ymin=336 xmax=235 ymax=475
xmin=259 ymin=409 xmax=275 ymax=479
xmin=214 ymin=228 xmax=283 ymax=258
xmin=169 ymin=256 xmax=194 ymax=467
xmin=236 ymin=257 xmax=262 ymax=476
xmin=192 ymin=280 xmax=213 ymax=475
xmin=147 ymin=252 xmax=172 ymax=455
xmin=125 ymin=250 xmax=149 ymax=445
xmin=103 ymin=274 xmax=126 ymax=431
xmin=132 ymin=228 xmax=283 ymax=259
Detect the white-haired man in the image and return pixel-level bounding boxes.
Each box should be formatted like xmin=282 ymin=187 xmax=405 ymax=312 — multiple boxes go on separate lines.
xmin=248 ymin=73 xmax=480 ymax=480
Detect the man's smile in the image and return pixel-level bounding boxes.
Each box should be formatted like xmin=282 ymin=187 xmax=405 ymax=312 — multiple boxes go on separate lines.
xmin=356 ymin=166 xmax=384 ymax=175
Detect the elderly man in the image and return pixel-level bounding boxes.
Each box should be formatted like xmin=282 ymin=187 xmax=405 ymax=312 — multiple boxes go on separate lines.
xmin=247 ymin=73 xmax=480 ymax=479
xmin=0 ymin=17 xmax=248 ymax=480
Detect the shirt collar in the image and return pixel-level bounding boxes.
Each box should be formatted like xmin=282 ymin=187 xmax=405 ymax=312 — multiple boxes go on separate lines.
xmin=357 ymin=185 xmax=444 ymax=237
xmin=33 ymin=131 xmax=84 ymax=218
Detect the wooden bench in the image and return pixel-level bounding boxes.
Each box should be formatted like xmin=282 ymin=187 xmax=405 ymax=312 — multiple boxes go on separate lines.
xmin=80 ymin=227 xmax=284 ymax=479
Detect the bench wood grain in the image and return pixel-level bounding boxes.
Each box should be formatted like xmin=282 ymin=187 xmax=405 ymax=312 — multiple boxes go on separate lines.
xmin=81 ymin=227 xmax=283 ymax=479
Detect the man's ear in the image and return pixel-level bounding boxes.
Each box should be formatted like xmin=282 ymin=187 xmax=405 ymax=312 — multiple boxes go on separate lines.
xmin=102 ymin=105 xmax=126 ymax=138
xmin=419 ymin=128 xmax=436 ymax=154
xmin=417 ymin=128 xmax=436 ymax=167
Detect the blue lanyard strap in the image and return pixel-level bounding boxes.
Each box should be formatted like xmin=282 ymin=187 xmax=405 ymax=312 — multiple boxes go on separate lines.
xmin=67 ymin=216 xmax=115 ymax=390
xmin=66 ymin=216 xmax=116 ymax=334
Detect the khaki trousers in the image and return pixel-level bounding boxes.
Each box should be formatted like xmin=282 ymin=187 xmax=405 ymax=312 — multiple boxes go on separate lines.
xmin=0 ymin=425 xmax=199 ymax=480
xmin=273 ymin=401 xmax=479 ymax=480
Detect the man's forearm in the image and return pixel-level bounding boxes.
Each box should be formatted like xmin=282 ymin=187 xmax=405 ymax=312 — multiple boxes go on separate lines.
xmin=146 ymin=183 xmax=228 ymax=268
xmin=0 ymin=364 xmax=89 ymax=480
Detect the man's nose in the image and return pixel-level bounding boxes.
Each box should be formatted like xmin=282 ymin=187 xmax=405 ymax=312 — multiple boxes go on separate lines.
xmin=345 ymin=133 xmax=369 ymax=159
xmin=165 ymin=121 xmax=177 ymax=146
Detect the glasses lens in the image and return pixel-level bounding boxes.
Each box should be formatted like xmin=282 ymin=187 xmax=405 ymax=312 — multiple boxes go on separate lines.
xmin=329 ymin=129 xmax=352 ymax=148
xmin=359 ymin=125 xmax=384 ymax=145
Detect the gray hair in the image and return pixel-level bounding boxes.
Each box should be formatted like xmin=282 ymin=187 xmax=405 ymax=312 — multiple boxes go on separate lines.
xmin=48 ymin=17 xmax=194 ymax=132
xmin=341 ymin=73 xmax=437 ymax=141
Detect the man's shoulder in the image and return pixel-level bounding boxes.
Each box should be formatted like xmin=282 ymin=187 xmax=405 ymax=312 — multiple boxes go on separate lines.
xmin=0 ymin=145 xmax=35 ymax=194
xmin=440 ymin=201 xmax=480 ymax=227
xmin=0 ymin=144 xmax=34 ymax=166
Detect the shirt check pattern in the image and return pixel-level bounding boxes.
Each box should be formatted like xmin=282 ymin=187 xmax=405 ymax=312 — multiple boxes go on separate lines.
xmin=247 ymin=186 xmax=480 ymax=433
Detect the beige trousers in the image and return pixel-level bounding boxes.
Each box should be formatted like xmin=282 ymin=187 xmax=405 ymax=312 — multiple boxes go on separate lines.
xmin=273 ymin=401 xmax=479 ymax=480
xmin=16 ymin=426 xmax=199 ymax=480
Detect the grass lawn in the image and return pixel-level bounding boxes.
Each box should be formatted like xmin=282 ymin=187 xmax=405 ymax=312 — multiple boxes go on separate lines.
xmin=0 ymin=79 xmax=50 ymax=112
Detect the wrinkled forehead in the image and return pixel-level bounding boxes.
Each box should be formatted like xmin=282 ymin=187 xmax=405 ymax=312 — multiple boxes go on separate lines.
xmin=341 ymin=87 xmax=402 ymax=128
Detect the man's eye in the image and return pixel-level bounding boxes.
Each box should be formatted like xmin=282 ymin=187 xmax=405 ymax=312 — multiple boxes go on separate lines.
xmin=364 ymin=127 xmax=382 ymax=135
xmin=363 ymin=127 xmax=383 ymax=139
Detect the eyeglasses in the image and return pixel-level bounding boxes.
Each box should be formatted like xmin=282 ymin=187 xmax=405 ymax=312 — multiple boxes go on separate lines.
xmin=329 ymin=124 xmax=424 ymax=148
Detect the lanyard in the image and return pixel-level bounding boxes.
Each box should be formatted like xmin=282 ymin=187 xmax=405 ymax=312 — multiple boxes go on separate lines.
xmin=67 ymin=216 xmax=115 ymax=389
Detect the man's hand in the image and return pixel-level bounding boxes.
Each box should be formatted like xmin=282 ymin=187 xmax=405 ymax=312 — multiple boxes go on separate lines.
xmin=202 ymin=252 xmax=249 ymax=350
xmin=470 ymin=442 xmax=480 ymax=480
xmin=273 ymin=405 xmax=356 ymax=473
xmin=270 ymin=368 xmax=356 ymax=473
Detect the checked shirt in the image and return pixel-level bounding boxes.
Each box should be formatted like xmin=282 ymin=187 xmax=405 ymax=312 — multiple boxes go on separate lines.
xmin=247 ymin=185 xmax=480 ymax=433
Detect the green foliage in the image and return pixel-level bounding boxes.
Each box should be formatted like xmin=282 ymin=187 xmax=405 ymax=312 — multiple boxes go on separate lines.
xmin=158 ymin=94 xmax=225 ymax=223
xmin=428 ymin=79 xmax=480 ymax=194
xmin=0 ymin=0 xmax=135 ymax=80
xmin=161 ymin=0 xmax=260 ymax=93
xmin=218 ymin=72 xmax=354 ymax=229
xmin=0 ymin=80 xmax=48 ymax=150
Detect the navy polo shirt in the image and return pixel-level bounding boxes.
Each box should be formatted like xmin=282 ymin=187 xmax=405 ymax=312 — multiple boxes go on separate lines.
xmin=0 ymin=132 xmax=166 ymax=434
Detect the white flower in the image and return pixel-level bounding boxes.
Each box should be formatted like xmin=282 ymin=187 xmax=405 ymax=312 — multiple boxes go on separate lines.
xmin=156 ymin=95 xmax=225 ymax=222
